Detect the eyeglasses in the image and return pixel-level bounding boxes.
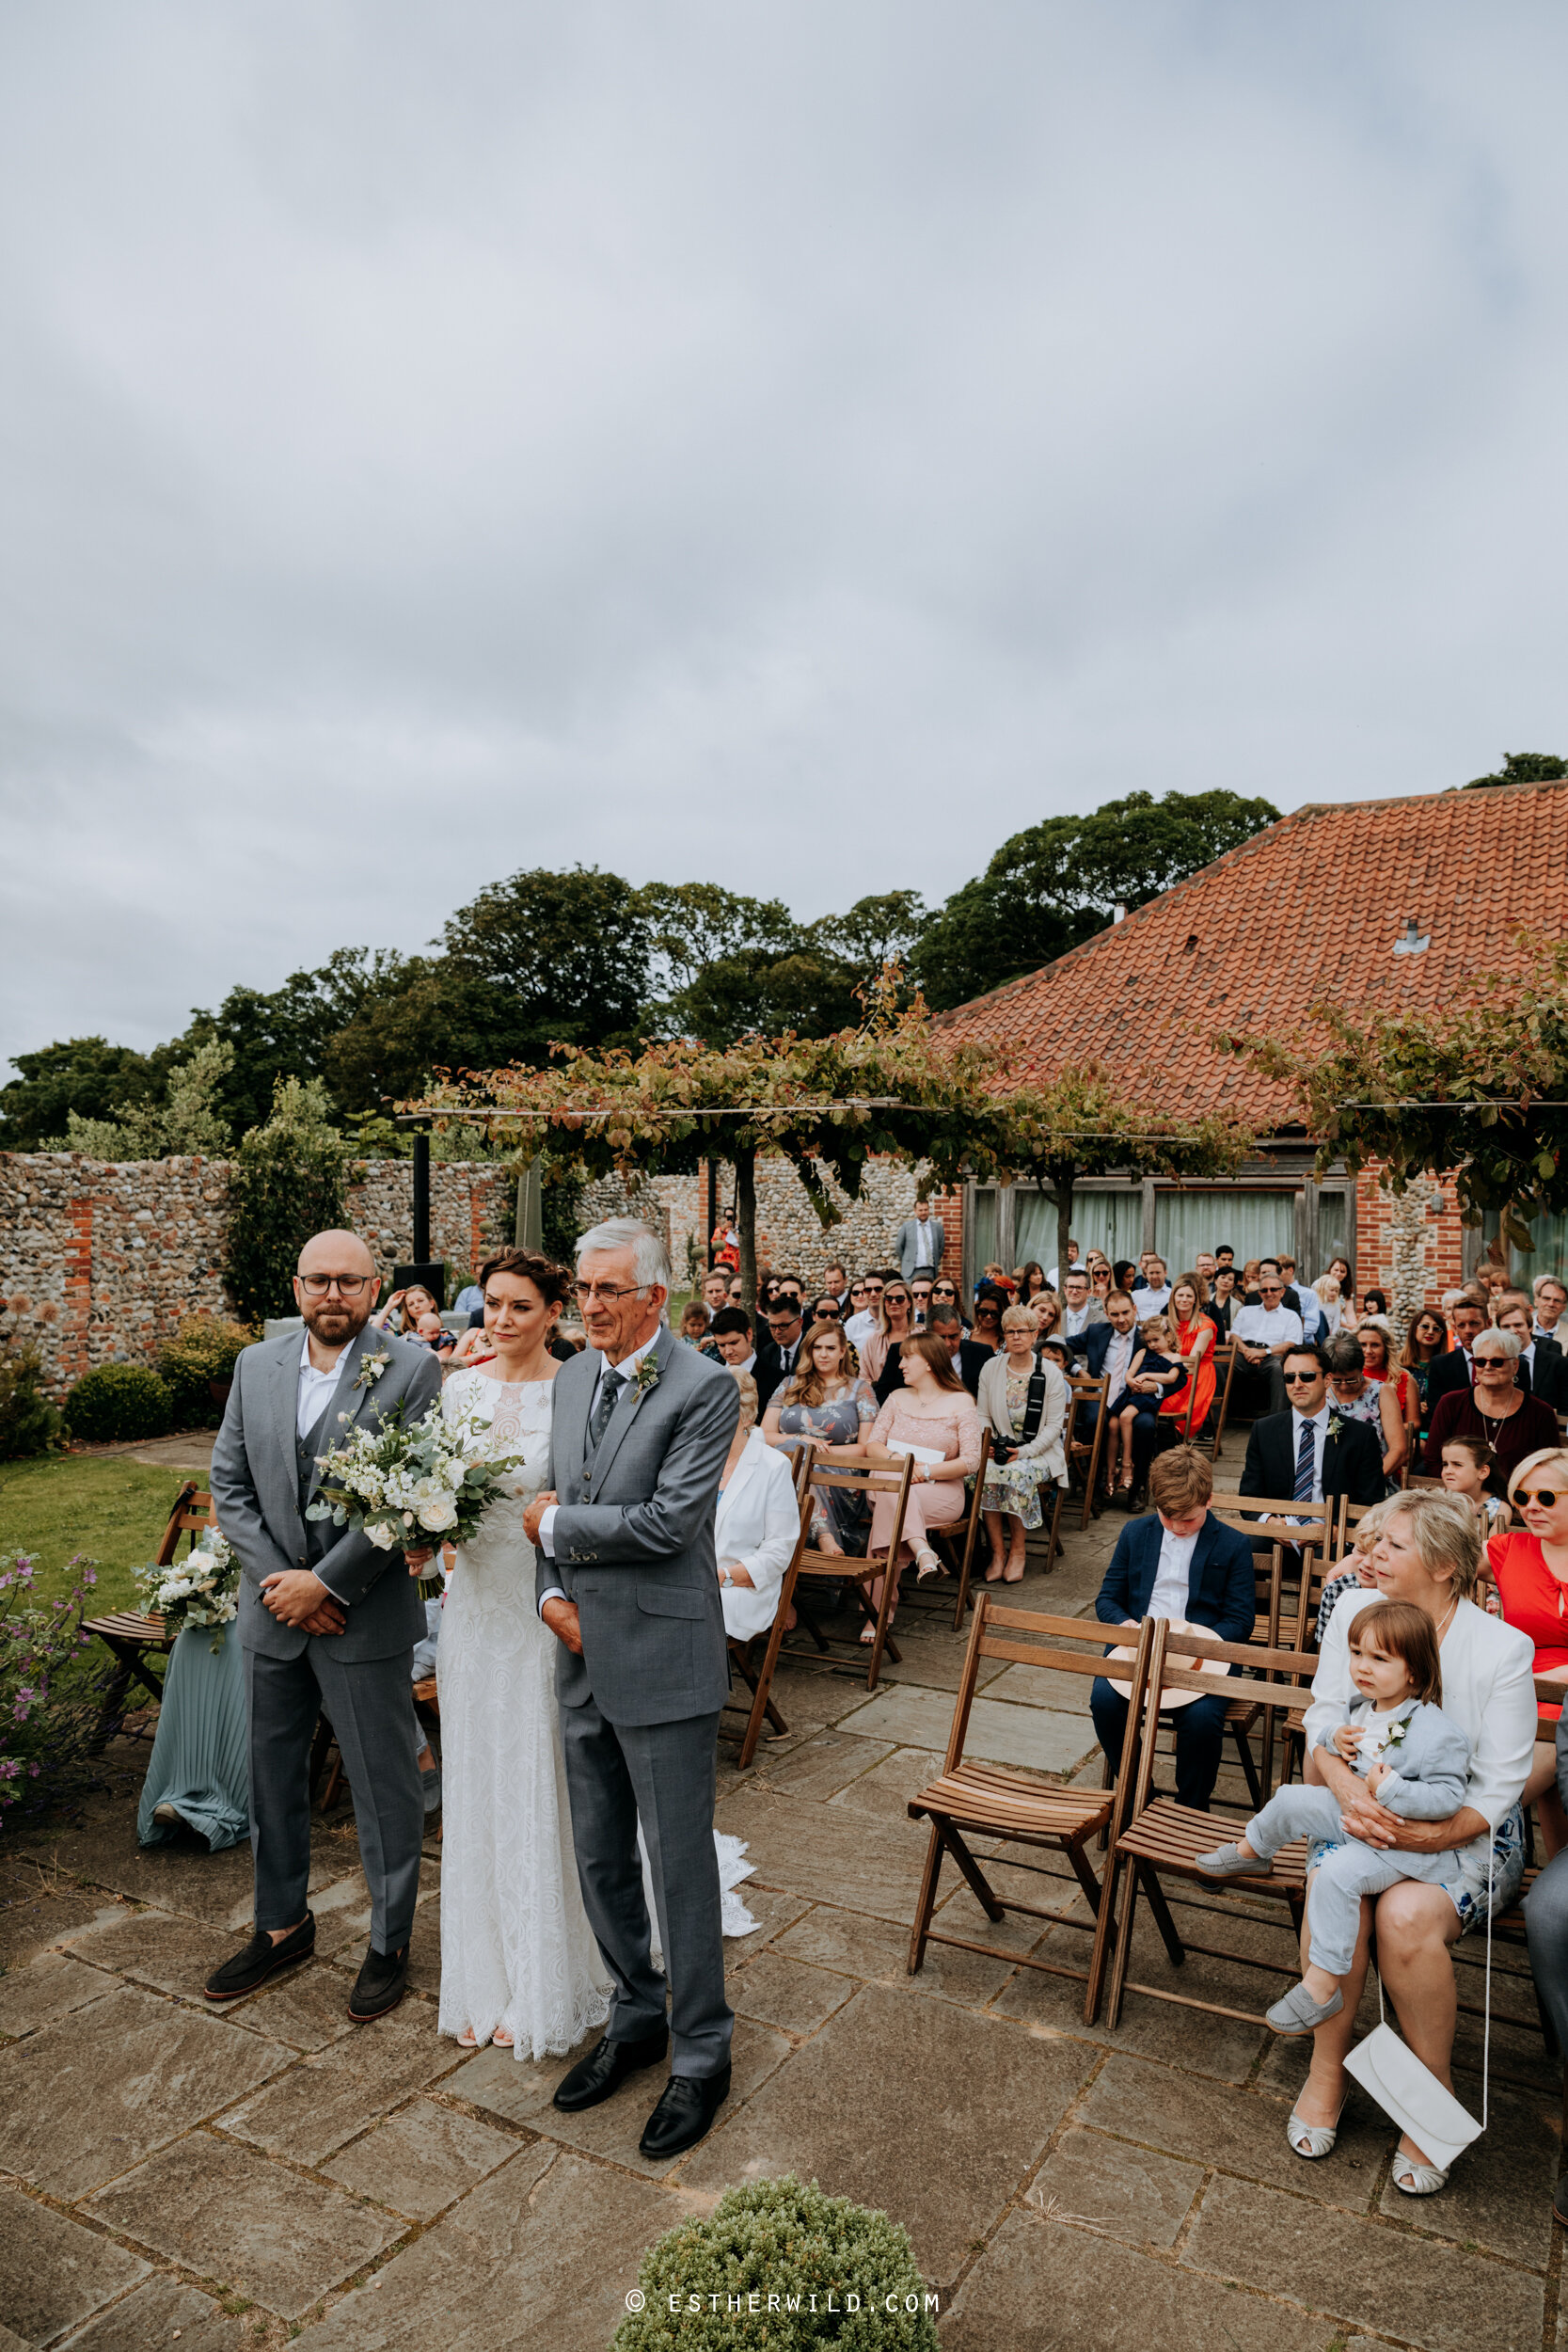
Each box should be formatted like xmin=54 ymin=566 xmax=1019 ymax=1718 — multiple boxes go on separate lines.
xmin=573 ymin=1280 xmax=648 ymax=1303
xmin=1516 ymin=1489 xmax=1562 ymax=1508
xmin=298 ymin=1274 xmax=372 ymax=1296
xmin=1282 ymin=1370 xmax=1321 ymax=1385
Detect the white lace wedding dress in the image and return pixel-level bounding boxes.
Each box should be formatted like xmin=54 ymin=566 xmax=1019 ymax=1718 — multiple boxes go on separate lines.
xmin=437 ymin=1367 xmax=756 ymax=2060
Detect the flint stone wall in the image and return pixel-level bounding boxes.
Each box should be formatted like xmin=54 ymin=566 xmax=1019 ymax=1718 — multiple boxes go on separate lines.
xmin=0 ymin=1152 xmax=511 ymax=1401
xmin=578 ymin=1159 xmax=964 ymax=1289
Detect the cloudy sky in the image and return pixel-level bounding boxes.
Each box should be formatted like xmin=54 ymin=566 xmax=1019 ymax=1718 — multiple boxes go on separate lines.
xmin=3 ymin=2 xmax=1565 ymax=1070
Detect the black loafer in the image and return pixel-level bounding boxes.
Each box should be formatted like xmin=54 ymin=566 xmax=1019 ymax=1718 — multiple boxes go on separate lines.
xmin=639 ymin=2063 xmax=732 ymax=2159
xmin=348 ymin=1942 xmax=409 ymax=2022
xmin=553 ymin=2027 xmax=669 ymax=2113
xmin=204 ymin=1915 xmax=315 ymax=2002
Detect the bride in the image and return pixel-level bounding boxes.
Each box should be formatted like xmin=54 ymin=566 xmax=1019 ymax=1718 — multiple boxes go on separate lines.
xmin=437 ymin=1248 xmax=754 ymax=2059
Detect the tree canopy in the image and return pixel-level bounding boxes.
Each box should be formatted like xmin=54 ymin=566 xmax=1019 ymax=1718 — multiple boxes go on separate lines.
xmin=1220 ymin=936 xmax=1568 ymax=1248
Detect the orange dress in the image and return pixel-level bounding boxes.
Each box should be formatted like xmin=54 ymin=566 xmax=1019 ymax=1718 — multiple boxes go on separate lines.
xmin=1487 ymin=1529 xmax=1568 ymax=1724
xmin=1159 ymin=1316 xmax=1215 ymax=1433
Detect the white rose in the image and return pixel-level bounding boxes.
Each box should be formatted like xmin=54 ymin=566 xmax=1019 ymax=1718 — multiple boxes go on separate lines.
xmin=417 ymin=1498 xmax=458 ymax=1533
xmin=365 ymin=1521 xmax=400 ymax=1551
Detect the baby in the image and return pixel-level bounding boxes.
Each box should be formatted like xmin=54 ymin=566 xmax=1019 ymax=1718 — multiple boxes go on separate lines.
xmin=1196 ymin=1600 xmax=1471 ymax=2035
xmin=411 ymin=1311 xmax=456 ymax=1360
xmin=1104 ymin=1316 xmax=1186 ymax=1492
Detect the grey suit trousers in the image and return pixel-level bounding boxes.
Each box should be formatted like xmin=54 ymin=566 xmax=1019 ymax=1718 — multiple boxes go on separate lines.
xmin=245 ymin=1643 xmax=424 ymax=1953
xmin=560 ymin=1695 xmax=732 ymax=2077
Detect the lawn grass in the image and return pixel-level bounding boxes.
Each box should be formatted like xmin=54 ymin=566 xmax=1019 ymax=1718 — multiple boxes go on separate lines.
xmin=0 ymin=1454 xmax=196 ymax=1612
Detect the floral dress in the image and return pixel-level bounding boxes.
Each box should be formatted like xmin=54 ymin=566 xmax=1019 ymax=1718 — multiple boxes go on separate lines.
xmin=979 ymin=1365 xmax=1058 ymax=1531
xmin=774 ymin=1383 xmax=877 ymax=1549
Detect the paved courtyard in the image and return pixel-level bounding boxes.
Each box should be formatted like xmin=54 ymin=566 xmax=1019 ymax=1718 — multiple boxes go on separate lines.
xmin=0 ymin=1474 xmax=1557 ymax=2350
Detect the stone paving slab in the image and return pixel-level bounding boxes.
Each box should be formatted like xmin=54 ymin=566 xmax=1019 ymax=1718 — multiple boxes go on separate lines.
xmin=221 ymin=1997 xmax=463 ymax=2165
xmin=294 ymin=2149 xmax=681 ymax=2352
xmin=942 ymin=2206 xmax=1343 ymax=2351
xmin=1026 ymin=2122 xmax=1204 ymax=2247
xmin=0 ymin=1953 xmax=115 ymax=2039
xmin=1372 ymin=2078 xmax=1557 ymax=2268
xmin=452 ymin=2015 xmax=792 ymax=2176
xmin=681 ymin=1982 xmax=1094 ymax=2284
xmin=223 ymin=1958 xmax=360 ymax=2052
xmin=749 ymin=1727 xmax=899 ymax=1801
xmin=776 ymin=1897 xmax=1029 ymax=2005
xmin=712 ymin=1787 xmax=931 ymax=1924
xmin=835 ymin=1684 xmax=1095 ymax=1773
xmin=322 ymin=2095 xmax=520 ymax=2221
xmin=0 ymin=2182 xmax=149 ymax=2345
xmin=56 ymin=2269 xmax=249 ymax=2350
xmin=727 ymin=1947 xmax=860 ymax=2036
xmin=85 ymin=2128 xmax=404 ymax=2322
xmin=0 ymin=1981 xmax=291 ymax=2199
xmin=1183 ymin=2171 xmax=1544 ymax=2351
xmin=825 ymin=1744 xmax=947 ymax=1824
xmin=1079 ymin=2053 xmax=1390 ymax=2209
xmin=990 ymin=1925 xmax=1270 ymax=2083
xmin=62 ymin=1905 xmax=238 ymax=1995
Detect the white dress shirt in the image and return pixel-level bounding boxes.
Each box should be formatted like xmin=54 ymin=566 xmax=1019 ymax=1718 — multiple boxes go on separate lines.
xmin=538 ymin=1330 xmax=661 ymax=1597
xmin=297 ymin=1328 xmax=347 ymax=1438
xmin=1148 ymin=1524 xmax=1200 ymax=1621
xmin=1231 ymin=1304 xmax=1304 ymax=1352
xmin=1103 ymin=1327 xmax=1135 ymax=1397
xmin=1133 ymin=1281 xmax=1172 ymax=1316
xmin=912 ymin=1219 xmax=940 ymax=1268
xmin=1290 ymin=1401 xmax=1331 ymax=1501
xmin=1062 ymin=1302 xmax=1091 ymax=1338
xmin=844 ymin=1310 xmax=879 ymax=1351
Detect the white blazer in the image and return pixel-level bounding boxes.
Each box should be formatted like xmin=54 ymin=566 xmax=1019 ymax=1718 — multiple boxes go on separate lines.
xmin=1305 ymin=1588 xmax=1535 ymax=1839
xmin=714 ymin=1429 xmax=801 ymax=1644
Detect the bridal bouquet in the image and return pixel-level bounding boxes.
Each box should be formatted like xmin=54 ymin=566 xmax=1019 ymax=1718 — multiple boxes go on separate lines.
xmin=306 ymin=1403 xmax=528 ymax=1566
xmin=136 ymin=1531 xmax=240 ymax=1651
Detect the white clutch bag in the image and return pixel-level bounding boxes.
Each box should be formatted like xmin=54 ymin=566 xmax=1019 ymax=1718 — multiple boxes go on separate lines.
xmin=1343 ymin=1840 xmax=1493 ymax=2171
xmin=887 ymin=1441 xmax=945 ymax=1467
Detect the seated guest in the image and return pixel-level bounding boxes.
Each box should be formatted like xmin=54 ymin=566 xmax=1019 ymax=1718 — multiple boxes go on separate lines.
xmin=1060 ymin=1265 xmax=1106 ymax=1340
xmin=1423 ymin=1329 xmax=1559 ymax=1490
xmin=1474 ymin=1254 xmax=1511 ymax=1311
xmin=929 ymin=1276 xmax=970 ymax=1330
xmin=707 ymin=1305 xmax=756 ymax=1374
xmin=1106 ymin=1314 xmax=1186 ymax=1507
xmin=1031 ymin=1289 xmax=1063 ymax=1346
xmin=862 ymin=1279 xmax=914 ymax=1401
xmin=1213 ymin=1244 xmax=1236 ymax=1276
xmin=1276 ymin=1254 xmax=1320 ymax=1341
xmin=1497 ymin=1291 xmax=1566 ymax=1409
xmin=1438 ymin=1432 xmax=1511 ymax=1534
xmin=1132 ymin=1255 xmax=1173 ymax=1315
xmin=1112 ymin=1259 xmax=1139 ymax=1295
xmin=822 ymin=1262 xmax=850 ymax=1311
xmin=1043 ymin=1241 xmax=1080 ymax=1287
xmin=1164 ymin=1276 xmax=1217 ymax=1435
xmin=1064 ymin=1288 xmax=1141 ymax=1473
xmin=1239 ymin=1342 xmax=1385 ymax=1515
xmin=1089 ymin=1261 xmax=1115 ymax=1306
xmin=678 ymin=1301 xmax=711 ymax=1348
xmin=1208 ymin=1264 xmax=1239 ymax=1334
xmin=910 ymin=1274 xmax=936 ymax=1329
xmin=701 ymin=1267 xmax=733 ymax=1322
xmin=1360 ymin=1286 xmax=1390 ymax=1320
xmin=713 ymin=1372 xmax=801 ymax=1644
xmin=1336 ymin=1324 xmax=1409 ymax=1486
xmin=1534 ymin=1273 xmax=1568 ymax=1343
xmin=1425 ymin=1293 xmax=1489 ymax=1414
xmin=1312 ymin=1273 xmax=1344 ymax=1340
xmin=928 ymin=1305 xmax=990 ymax=1398
xmin=755 ymin=1295 xmax=806 ymax=1411
xmin=762 ymin=1320 xmax=873 ymax=1554
xmin=1230 ymin=1273 xmax=1303 ymax=1416
xmin=863 ymin=1337 xmax=985 ymax=1634
xmin=1090 ymin=1447 xmax=1257 ymax=1810
xmin=969 ymin=1289 xmax=1006 ymax=1359
xmin=1490 ymin=1450 xmax=1568 ymax=1861
xmin=372 ymin=1280 xmax=440 ymax=1336
xmin=409 ymin=1310 xmax=456 ymax=1361
xmin=1402 ymin=1307 xmax=1449 ymax=1445
xmin=451 ymin=1277 xmax=483 ymax=1317
xmin=806 ymin=1291 xmax=844 ymax=1327
xmin=1015 ymin=1261 xmax=1050 ymax=1307
xmin=1195 ymin=1250 xmax=1218 ymax=1289
xmin=844 ymin=1273 xmax=887 ymax=1353
xmin=977 ymin=1306 xmax=1069 ymax=1582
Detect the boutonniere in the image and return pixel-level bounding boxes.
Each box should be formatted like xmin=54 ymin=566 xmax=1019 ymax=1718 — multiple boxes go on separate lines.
xmin=1385 ymin=1714 xmax=1410 ymax=1750
xmin=353 ymin=1351 xmax=391 ymax=1393
xmin=630 ymin=1354 xmax=661 ymax=1403
xmin=1326 ymin=1412 xmax=1345 ymax=1442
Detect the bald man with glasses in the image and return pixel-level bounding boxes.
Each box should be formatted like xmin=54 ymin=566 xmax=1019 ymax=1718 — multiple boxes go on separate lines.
xmin=1229 ymin=1276 xmax=1303 ymax=1417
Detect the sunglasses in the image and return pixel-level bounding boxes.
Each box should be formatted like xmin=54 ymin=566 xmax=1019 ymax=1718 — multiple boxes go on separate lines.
xmin=1516 ymin=1488 xmax=1562 ymax=1508
xmin=1282 ymin=1370 xmax=1321 ymax=1384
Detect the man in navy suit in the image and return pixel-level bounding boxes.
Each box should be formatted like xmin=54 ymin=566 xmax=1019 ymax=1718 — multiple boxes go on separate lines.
xmin=1089 ymin=1446 xmax=1257 ymax=1811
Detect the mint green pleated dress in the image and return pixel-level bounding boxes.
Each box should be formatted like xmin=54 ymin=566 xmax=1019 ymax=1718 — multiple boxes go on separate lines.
xmin=136 ymin=1619 xmax=250 ymax=1851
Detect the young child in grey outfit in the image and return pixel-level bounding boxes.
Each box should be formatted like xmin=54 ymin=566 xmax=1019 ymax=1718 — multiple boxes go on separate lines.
xmin=1196 ymin=1599 xmax=1470 ymax=2035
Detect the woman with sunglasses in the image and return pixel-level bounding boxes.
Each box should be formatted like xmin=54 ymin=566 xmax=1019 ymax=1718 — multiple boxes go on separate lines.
xmin=1423 ymin=1329 xmax=1559 ymax=1492
xmin=860 ymin=1279 xmax=913 ymax=1403
xmin=928 ymin=1276 xmax=970 ymax=1333
xmin=1401 ymin=1307 xmax=1449 ymax=1449
xmin=1488 ymin=1451 xmax=1568 ymax=1859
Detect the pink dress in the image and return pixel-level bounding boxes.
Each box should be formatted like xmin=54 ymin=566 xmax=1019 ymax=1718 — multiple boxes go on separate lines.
xmin=867 ymin=1393 xmax=984 ymax=1561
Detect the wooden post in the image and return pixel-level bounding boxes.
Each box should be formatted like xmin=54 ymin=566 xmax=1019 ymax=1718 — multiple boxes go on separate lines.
xmin=735 ymin=1145 xmax=757 ymax=1319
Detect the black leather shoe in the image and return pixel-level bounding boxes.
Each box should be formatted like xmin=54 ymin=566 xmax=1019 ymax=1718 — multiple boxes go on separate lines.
xmin=639 ymin=2064 xmax=732 ymax=2159
xmin=347 ymin=1942 xmax=409 ymax=2022
xmin=553 ymin=2027 xmax=669 ymax=2112
xmin=204 ymin=1915 xmax=315 ymax=2001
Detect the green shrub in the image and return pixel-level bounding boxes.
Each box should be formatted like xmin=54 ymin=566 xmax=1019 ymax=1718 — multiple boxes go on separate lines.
xmin=61 ymin=1364 xmax=172 ymax=1444
xmin=612 ymin=2176 xmax=940 ymax=2351
xmin=0 ymin=1340 xmax=60 ymax=1459
xmin=0 ymin=1551 xmax=117 ymax=1818
xmin=156 ymin=1314 xmax=254 ymax=1426
xmin=225 ymin=1076 xmax=351 ymax=1323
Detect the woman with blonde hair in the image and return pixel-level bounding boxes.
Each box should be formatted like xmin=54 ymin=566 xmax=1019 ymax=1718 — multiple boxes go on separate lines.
xmin=762 ymin=1320 xmax=874 ymax=1554
xmin=860 ymin=1278 xmax=913 ymax=1398
xmin=1488 ymin=1448 xmax=1568 ymax=1857
xmin=862 ymin=1336 xmax=984 ymax=1636
xmin=976 ymin=1305 xmax=1069 ymax=1582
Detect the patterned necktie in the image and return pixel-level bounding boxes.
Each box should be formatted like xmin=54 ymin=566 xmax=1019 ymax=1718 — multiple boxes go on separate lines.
xmin=588 ymin=1367 xmax=626 ymax=1454
xmin=1294 ymin=1416 xmax=1316 ymax=1503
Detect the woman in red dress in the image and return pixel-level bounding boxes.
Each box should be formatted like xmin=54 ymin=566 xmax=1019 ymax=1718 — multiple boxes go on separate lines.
xmin=1161 ymin=1275 xmax=1216 ymax=1438
xmin=1488 ymin=1447 xmax=1568 ymax=1856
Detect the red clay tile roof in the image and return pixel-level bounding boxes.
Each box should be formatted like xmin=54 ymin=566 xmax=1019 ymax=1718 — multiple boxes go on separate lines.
xmin=935 ymin=778 xmax=1568 ymax=1132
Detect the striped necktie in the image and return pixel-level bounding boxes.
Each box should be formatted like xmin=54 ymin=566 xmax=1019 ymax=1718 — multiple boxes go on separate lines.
xmin=1294 ymin=1416 xmax=1316 ymax=1503
xmin=588 ymin=1367 xmax=626 ymax=1454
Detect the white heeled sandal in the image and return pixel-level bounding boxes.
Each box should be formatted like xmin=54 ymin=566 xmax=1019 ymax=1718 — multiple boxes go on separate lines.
xmin=1286 ymin=2097 xmax=1346 ymax=2160
xmin=1391 ymin=2146 xmax=1450 ymax=2197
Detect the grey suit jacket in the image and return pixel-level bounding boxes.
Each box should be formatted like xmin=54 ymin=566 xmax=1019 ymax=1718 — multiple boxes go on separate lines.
xmin=1323 ymin=1697 xmax=1472 ymax=1821
xmin=536 ymin=1327 xmax=739 ymax=1727
xmin=895 ymin=1216 xmax=945 ymax=1280
xmin=212 ymin=1326 xmax=443 ymax=1664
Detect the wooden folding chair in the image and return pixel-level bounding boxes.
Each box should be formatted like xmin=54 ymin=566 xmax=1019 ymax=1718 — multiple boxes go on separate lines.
xmin=1065 ymin=1372 xmax=1111 ymax=1529
xmin=776 ymin=1454 xmax=915 ymax=1691
xmin=721 ymin=1481 xmax=816 ymax=1769
xmin=931 ymin=1429 xmax=992 ymax=1630
xmin=909 ymin=1598 xmax=1144 ymax=2013
xmin=1086 ymin=1617 xmax=1321 ymax=2028
xmin=1205 ymin=1343 xmax=1240 ymax=1462
xmin=1331 ymin=1494 xmax=1379 ymax=1562
xmin=1205 ymin=1495 xmax=1331 ymax=1798
xmin=84 ymin=1480 xmax=217 ymax=1750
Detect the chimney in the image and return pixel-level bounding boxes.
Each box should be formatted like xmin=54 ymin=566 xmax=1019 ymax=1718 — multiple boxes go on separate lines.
xmin=1392 ymin=917 xmax=1430 ymax=957
xmin=1113 ymin=903 xmax=1127 ymax=926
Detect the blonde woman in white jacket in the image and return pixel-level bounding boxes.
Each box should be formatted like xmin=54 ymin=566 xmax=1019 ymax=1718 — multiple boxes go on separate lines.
xmin=713 ymin=1372 xmax=802 ymax=1644
xmin=975 ymin=1305 xmax=1069 ymax=1582
xmin=1289 ymin=1490 xmax=1533 ymax=2196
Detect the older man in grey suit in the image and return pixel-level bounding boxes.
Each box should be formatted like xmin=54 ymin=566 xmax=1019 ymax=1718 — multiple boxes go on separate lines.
xmin=895 ymin=1197 xmax=945 ymax=1281
xmin=205 ymin=1231 xmax=442 ymax=2022
xmin=523 ymin=1216 xmax=739 ymax=2159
